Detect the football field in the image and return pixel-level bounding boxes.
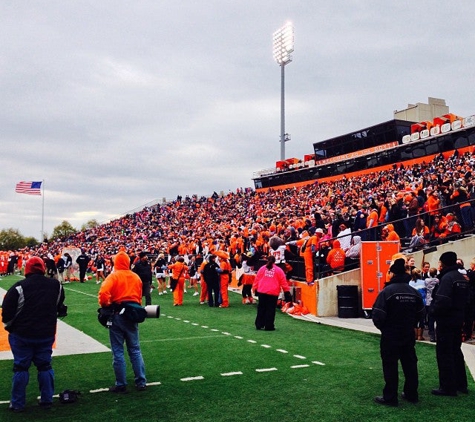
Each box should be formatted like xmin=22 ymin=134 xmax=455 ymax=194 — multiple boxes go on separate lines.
xmin=0 ymin=275 xmax=474 ymax=422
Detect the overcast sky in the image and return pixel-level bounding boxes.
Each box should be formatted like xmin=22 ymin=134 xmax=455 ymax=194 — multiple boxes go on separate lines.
xmin=2 ymin=1 xmax=475 ymax=239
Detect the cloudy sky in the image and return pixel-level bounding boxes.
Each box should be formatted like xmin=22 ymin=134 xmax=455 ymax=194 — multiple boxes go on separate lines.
xmin=2 ymin=1 xmax=475 ymax=239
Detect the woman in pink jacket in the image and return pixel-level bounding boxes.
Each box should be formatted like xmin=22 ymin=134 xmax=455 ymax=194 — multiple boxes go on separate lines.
xmin=253 ymin=255 xmax=292 ymax=331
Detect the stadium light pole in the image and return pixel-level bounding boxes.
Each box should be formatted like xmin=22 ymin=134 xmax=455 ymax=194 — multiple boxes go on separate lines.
xmin=273 ymin=22 xmax=294 ymax=161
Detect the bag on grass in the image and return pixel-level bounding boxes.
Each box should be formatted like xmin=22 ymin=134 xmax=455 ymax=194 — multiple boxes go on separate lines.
xmin=59 ymin=389 xmax=81 ymax=404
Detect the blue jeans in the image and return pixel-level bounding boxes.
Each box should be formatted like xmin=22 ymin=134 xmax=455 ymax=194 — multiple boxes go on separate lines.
xmin=9 ymin=333 xmax=55 ymax=409
xmin=109 ymin=314 xmax=146 ymax=387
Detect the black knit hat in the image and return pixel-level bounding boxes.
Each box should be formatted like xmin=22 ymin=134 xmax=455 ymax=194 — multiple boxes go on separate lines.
xmin=439 ymin=251 xmax=457 ymax=267
xmin=389 ymin=258 xmax=407 ymax=275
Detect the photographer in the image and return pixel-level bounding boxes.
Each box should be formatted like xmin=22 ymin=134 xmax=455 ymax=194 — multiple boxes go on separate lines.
xmin=98 ymin=249 xmax=147 ymax=393
xmin=1 ymin=256 xmax=66 ymax=412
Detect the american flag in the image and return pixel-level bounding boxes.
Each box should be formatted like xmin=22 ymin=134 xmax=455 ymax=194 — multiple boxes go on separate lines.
xmin=15 ymin=181 xmax=42 ymax=196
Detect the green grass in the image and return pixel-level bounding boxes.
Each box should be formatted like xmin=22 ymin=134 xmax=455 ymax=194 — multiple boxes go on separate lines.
xmin=0 ymin=275 xmax=474 ymax=421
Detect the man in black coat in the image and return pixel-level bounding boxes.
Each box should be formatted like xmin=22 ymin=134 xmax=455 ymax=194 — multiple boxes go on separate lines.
xmin=132 ymin=251 xmax=153 ymax=305
xmin=431 ymin=251 xmax=469 ymax=396
xmin=1 ymin=257 xmax=66 ymax=412
xmin=372 ymin=258 xmax=425 ymax=406
xmin=202 ymin=255 xmax=221 ymax=307
xmin=76 ymin=249 xmax=90 ymax=283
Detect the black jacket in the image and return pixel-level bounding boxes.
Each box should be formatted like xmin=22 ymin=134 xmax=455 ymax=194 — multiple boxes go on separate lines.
xmin=202 ymin=261 xmax=220 ymax=286
xmin=133 ymin=260 xmax=153 ymax=284
xmin=372 ymin=273 xmax=425 ymax=339
xmin=1 ymin=273 xmax=65 ymax=338
xmin=432 ymin=265 xmax=469 ymax=327
xmin=76 ymin=253 xmax=90 ymax=268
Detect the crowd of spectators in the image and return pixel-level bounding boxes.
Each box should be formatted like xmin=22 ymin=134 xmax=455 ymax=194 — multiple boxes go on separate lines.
xmin=2 ymin=148 xmax=475 ymax=280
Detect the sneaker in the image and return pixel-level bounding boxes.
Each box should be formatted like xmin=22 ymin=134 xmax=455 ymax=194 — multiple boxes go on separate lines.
xmin=184 ymin=289 xmax=187 ymax=293
xmin=136 ymin=384 xmax=146 ymax=391
xmin=200 ymin=301 xmax=205 ymax=305
xmin=193 ymin=292 xmax=199 ymax=296
xmin=163 ymin=291 xmax=167 ymax=294
xmin=158 ymin=292 xmax=163 ymax=296
xmin=109 ymin=385 xmax=127 ymax=393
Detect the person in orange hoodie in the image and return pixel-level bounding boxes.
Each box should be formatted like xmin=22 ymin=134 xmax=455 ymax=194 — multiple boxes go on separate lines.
xmin=326 ymin=239 xmax=346 ymax=273
xmin=168 ymin=256 xmax=188 ymax=306
xmin=215 ymin=251 xmax=232 ymax=308
xmin=98 ymin=249 xmax=147 ymax=393
xmin=381 ymin=224 xmax=400 ymax=243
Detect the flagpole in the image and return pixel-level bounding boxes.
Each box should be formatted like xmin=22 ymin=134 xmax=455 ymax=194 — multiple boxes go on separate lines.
xmin=42 ymin=179 xmax=45 ymax=241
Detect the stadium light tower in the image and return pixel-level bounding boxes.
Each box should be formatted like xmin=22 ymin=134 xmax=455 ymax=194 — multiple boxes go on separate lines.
xmin=273 ymin=22 xmax=294 ymax=161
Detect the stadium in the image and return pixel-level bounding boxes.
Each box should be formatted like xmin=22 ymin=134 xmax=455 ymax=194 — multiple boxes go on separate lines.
xmin=2 ymin=97 xmax=475 ymax=420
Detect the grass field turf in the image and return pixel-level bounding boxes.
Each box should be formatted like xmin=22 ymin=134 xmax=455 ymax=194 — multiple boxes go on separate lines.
xmin=0 ymin=274 xmax=474 ymax=422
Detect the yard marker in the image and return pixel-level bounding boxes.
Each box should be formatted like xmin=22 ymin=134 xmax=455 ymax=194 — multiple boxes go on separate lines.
xmin=63 ymin=288 xmax=97 ymax=298
xmin=234 ymin=336 xmax=243 ymax=339
xmin=256 ymin=368 xmax=277 ymax=372
xmin=221 ymin=372 xmax=243 ymax=376
xmin=181 ymin=376 xmax=204 ymax=382
xmin=147 ymin=382 xmax=162 ymax=386
xmin=247 ymin=340 xmax=257 ymax=344
xmin=276 ymin=349 xmax=288 ymax=354
xmin=293 ymin=355 xmax=306 ymax=359
xmin=291 ymin=364 xmax=310 ymax=369
xmin=90 ymin=388 xmax=110 ymax=393
xmin=141 ymin=335 xmax=222 ymax=343
xmin=222 ymin=332 xmax=231 ymax=335
xmin=312 ymin=361 xmax=326 ymax=366
xmin=261 ymin=344 xmax=271 ymax=348
xmin=201 ymin=326 xmax=209 ymax=328
xmin=183 ymin=320 xmax=190 ymax=323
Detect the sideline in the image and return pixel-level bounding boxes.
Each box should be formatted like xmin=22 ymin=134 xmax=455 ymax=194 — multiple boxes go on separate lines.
xmin=291 ymin=313 xmax=475 ymax=382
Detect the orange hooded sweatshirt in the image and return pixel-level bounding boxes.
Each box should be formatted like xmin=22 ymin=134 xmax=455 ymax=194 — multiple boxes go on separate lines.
xmin=98 ymin=251 xmax=142 ymax=307
xmin=326 ymin=239 xmax=346 ymax=271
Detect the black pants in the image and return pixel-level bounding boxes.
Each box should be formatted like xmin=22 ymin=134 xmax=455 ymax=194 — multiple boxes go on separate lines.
xmin=380 ymin=334 xmax=418 ymax=403
xmin=255 ymin=293 xmax=278 ymax=330
xmin=207 ymin=282 xmax=220 ymax=307
xmin=142 ymin=282 xmax=151 ymax=306
xmin=242 ymin=284 xmax=252 ymax=299
xmin=79 ymin=266 xmax=87 ymax=282
xmin=436 ymin=323 xmax=467 ymax=393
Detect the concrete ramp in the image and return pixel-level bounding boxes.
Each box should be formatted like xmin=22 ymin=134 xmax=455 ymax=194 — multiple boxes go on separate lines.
xmin=0 ymin=288 xmax=109 ymax=360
